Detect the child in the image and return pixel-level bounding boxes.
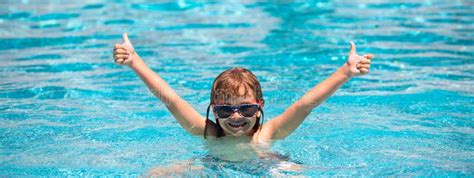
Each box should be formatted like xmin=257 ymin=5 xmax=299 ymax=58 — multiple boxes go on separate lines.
xmin=112 ymin=33 xmax=374 ymax=144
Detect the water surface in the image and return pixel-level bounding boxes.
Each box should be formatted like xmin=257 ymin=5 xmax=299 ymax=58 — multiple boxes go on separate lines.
xmin=0 ymin=0 xmax=473 ymax=176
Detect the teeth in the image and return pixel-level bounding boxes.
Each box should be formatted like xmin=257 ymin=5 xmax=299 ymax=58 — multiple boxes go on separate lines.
xmin=228 ymin=122 xmax=246 ymax=127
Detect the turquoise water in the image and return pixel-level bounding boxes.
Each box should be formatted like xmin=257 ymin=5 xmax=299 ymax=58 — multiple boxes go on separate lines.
xmin=1 ymin=0 xmax=473 ymax=176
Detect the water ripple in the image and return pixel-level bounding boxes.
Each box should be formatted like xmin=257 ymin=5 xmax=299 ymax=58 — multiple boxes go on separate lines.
xmin=0 ymin=0 xmax=473 ymax=176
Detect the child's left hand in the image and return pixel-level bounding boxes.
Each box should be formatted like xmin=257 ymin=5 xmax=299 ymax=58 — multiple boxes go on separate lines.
xmin=113 ymin=33 xmax=136 ymax=66
xmin=345 ymin=41 xmax=374 ymax=77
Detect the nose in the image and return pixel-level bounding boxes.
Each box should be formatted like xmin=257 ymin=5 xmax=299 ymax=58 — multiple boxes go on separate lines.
xmin=230 ymin=109 xmax=241 ymax=119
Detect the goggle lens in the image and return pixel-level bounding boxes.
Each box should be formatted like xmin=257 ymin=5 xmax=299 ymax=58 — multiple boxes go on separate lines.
xmin=213 ymin=104 xmax=259 ymax=118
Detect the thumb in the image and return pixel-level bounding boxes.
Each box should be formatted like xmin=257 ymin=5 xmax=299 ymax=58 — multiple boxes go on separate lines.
xmin=122 ymin=33 xmax=132 ymax=45
xmin=350 ymin=41 xmax=356 ymax=55
xmin=122 ymin=33 xmax=135 ymax=52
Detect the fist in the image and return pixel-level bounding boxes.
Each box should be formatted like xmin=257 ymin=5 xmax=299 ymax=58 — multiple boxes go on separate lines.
xmin=346 ymin=41 xmax=374 ymax=77
xmin=113 ymin=33 xmax=135 ymax=66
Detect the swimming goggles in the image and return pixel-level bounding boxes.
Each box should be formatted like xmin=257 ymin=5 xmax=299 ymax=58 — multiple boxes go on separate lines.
xmin=213 ymin=104 xmax=259 ymax=118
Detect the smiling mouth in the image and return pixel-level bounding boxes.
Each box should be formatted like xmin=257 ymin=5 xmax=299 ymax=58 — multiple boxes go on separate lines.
xmin=228 ymin=122 xmax=248 ymax=128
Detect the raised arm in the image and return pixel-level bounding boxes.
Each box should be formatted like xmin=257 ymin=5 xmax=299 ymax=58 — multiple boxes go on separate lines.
xmin=262 ymin=42 xmax=374 ymax=139
xmin=113 ymin=33 xmax=206 ymax=135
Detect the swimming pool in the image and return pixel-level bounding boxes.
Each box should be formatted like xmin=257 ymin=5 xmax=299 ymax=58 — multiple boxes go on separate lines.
xmin=1 ymin=0 xmax=473 ymax=176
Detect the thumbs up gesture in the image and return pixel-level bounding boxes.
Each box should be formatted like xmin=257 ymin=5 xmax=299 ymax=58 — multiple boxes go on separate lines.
xmin=345 ymin=42 xmax=374 ymax=77
xmin=113 ymin=33 xmax=136 ymax=66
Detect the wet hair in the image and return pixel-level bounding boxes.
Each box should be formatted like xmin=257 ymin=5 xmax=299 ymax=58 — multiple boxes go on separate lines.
xmin=204 ymin=67 xmax=264 ymax=138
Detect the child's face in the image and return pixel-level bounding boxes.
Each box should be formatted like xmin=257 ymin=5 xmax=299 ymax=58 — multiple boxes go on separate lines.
xmin=213 ymin=88 xmax=260 ymax=137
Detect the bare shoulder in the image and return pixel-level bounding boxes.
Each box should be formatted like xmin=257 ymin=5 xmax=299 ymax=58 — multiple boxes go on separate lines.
xmin=253 ymin=117 xmax=279 ymax=142
xmin=203 ymin=119 xmax=221 ymax=137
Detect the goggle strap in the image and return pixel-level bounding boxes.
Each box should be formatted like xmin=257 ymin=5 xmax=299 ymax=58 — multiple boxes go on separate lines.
xmin=204 ymin=104 xmax=211 ymax=139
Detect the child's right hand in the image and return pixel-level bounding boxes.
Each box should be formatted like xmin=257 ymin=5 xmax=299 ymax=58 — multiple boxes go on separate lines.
xmin=113 ymin=33 xmax=136 ymax=66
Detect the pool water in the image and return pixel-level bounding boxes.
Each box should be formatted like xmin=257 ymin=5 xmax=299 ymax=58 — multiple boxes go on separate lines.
xmin=1 ymin=0 xmax=473 ymax=176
